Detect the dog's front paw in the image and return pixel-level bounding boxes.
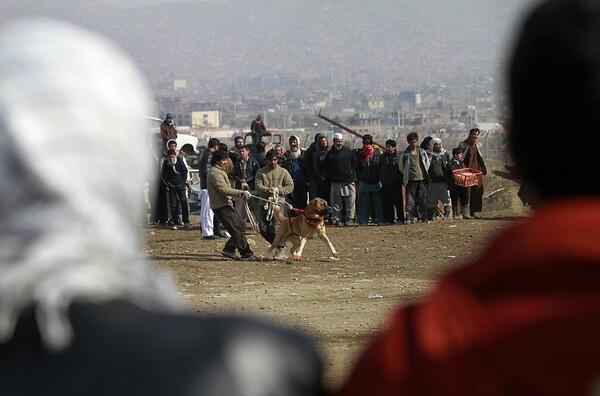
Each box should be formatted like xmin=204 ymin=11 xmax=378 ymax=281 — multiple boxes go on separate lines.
xmin=293 ymin=255 xmax=303 ymax=261
xmin=332 ymin=252 xmax=340 ymax=259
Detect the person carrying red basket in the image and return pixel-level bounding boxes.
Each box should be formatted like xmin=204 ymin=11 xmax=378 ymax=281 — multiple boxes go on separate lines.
xmin=447 ymin=147 xmax=471 ymax=219
xmin=459 ymin=128 xmax=487 ymax=218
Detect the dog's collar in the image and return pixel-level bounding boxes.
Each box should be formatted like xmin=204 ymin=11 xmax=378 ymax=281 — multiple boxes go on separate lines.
xmin=303 ymin=214 xmax=323 ymax=229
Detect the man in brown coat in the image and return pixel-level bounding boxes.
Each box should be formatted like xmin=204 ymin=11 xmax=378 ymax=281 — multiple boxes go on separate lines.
xmin=207 ymin=150 xmax=259 ymax=261
xmin=160 ymin=113 xmax=177 ymax=145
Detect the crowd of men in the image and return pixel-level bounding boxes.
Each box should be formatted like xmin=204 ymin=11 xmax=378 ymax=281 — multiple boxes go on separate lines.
xmin=153 ymin=120 xmax=488 ymax=240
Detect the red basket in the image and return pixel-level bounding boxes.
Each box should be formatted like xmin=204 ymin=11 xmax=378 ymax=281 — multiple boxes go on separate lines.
xmin=452 ymin=168 xmax=483 ymax=187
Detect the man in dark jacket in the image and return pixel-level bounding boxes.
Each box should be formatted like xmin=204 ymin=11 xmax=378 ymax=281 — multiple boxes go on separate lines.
xmin=379 ymin=139 xmax=404 ymax=224
xmin=161 ymin=149 xmax=191 ymax=230
xmin=459 ymin=128 xmax=487 ymax=218
xmin=160 ymin=113 xmax=177 ymax=145
xmin=303 ymin=133 xmax=323 ymax=200
xmin=233 ymin=145 xmax=260 ymax=225
xmin=426 ymin=138 xmax=451 ymax=220
xmin=249 ymin=114 xmax=271 ymax=145
xmin=326 ymin=132 xmax=356 ymax=226
xmin=312 ymin=135 xmax=330 ymax=201
xmin=283 ymin=135 xmax=307 ymax=209
xmin=355 ymin=134 xmax=383 ymax=225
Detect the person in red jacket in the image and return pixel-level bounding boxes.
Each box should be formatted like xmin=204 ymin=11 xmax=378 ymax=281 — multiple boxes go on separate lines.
xmin=338 ymin=0 xmax=600 ymax=395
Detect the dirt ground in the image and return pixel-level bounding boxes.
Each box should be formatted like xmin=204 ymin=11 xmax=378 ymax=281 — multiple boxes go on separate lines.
xmin=144 ymin=160 xmax=529 ymax=391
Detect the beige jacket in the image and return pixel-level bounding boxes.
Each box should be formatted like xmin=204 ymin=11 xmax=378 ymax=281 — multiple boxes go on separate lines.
xmin=255 ymin=164 xmax=294 ymax=198
xmin=207 ymin=164 xmax=243 ymax=209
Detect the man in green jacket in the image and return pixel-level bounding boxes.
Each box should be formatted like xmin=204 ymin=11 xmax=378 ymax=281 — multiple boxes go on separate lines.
xmin=255 ymin=149 xmax=294 ymax=259
xmin=207 ymin=151 xmax=259 ymax=261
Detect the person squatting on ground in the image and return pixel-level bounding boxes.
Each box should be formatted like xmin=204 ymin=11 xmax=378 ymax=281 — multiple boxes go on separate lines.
xmin=255 ymin=149 xmax=294 ymax=259
xmin=199 ymin=137 xmax=220 ymax=240
xmin=355 ymin=134 xmax=384 ymax=225
xmin=379 ymin=139 xmax=404 ymax=224
xmin=161 ymin=149 xmax=192 ymax=230
xmin=400 ymin=132 xmax=430 ymax=223
xmin=207 ymin=151 xmax=259 ymax=261
xmin=459 ymin=128 xmax=487 ymax=218
xmin=283 ymin=135 xmax=307 ymax=209
xmin=447 ymin=147 xmax=471 ymax=219
xmin=338 ymin=0 xmax=600 ymax=394
xmin=325 ymin=132 xmax=356 ymax=226
xmin=426 ymin=137 xmax=451 ymax=220
xmin=0 ymin=19 xmax=323 ymax=396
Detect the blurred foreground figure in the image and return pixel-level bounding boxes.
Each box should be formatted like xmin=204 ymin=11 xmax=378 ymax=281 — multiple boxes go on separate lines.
xmin=0 ymin=19 xmax=321 ymax=396
xmin=338 ymin=0 xmax=600 ymax=394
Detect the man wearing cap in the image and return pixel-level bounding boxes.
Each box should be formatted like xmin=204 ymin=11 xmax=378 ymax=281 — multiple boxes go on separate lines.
xmin=326 ymin=132 xmax=356 ymax=226
xmin=255 ymin=149 xmax=294 ymax=259
xmin=160 ymin=113 xmax=177 ymax=145
xmin=249 ymin=114 xmax=271 ymax=145
xmin=283 ymin=135 xmax=307 ymax=209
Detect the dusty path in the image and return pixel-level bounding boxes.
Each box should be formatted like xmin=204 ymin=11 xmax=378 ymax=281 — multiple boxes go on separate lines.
xmin=145 ymin=216 xmax=519 ymax=390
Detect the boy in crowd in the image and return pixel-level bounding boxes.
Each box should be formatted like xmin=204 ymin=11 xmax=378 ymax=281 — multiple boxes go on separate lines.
xmin=400 ymin=132 xmax=430 ymax=223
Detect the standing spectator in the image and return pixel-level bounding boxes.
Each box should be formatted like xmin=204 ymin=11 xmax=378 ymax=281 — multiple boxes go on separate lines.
xmin=229 ymin=135 xmax=244 ymax=163
xmin=254 ymin=141 xmax=267 ymax=166
xmin=255 ymin=150 xmax=294 ymax=259
xmin=355 ymin=134 xmax=383 ymax=225
xmin=233 ymin=145 xmax=260 ymax=225
xmin=207 ymin=151 xmax=258 ymax=261
xmin=199 ymin=138 xmax=220 ymax=240
xmin=459 ymin=128 xmax=487 ymax=218
xmin=161 ymin=149 xmax=192 ymax=230
xmin=400 ymin=132 xmax=430 ymax=224
xmin=166 ymin=139 xmax=192 ymax=225
xmin=275 ymin=144 xmax=286 ymax=166
xmin=303 ymin=133 xmax=323 ymax=200
xmin=447 ymin=147 xmax=471 ymax=219
xmin=379 ymin=139 xmax=404 ymax=224
xmin=426 ymin=138 xmax=451 ymax=220
xmin=283 ymin=135 xmax=307 ymax=209
xmin=249 ymin=114 xmax=271 ymax=145
xmin=326 ymin=132 xmax=356 ymax=226
xmin=160 ymin=113 xmax=177 ymax=145
xmin=312 ymin=135 xmax=330 ymax=201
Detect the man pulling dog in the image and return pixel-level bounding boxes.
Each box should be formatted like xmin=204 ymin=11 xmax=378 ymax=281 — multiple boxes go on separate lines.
xmin=207 ymin=150 xmax=260 ymax=261
xmin=255 ymin=149 xmax=294 ymax=260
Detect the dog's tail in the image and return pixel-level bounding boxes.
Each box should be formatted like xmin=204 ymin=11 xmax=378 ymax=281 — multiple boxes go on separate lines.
xmin=273 ymin=205 xmax=287 ymax=222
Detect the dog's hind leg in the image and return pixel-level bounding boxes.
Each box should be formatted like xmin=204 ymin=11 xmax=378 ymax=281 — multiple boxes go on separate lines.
xmin=318 ymin=232 xmax=340 ymax=260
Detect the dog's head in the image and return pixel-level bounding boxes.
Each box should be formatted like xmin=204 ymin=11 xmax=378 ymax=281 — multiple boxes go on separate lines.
xmin=305 ymin=197 xmax=329 ymax=217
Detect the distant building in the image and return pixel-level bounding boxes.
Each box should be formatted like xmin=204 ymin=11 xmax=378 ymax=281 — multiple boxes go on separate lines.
xmin=399 ymin=91 xmax=422 ymax=110
xmin=191 ymin=110 xmax=221 ymax=128
xmin=173 ymin=79 xmax=187 ymax=90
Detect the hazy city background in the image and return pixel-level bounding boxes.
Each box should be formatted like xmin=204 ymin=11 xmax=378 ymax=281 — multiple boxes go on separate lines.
xmin=1 ymin=0 xmax=539 ymax=157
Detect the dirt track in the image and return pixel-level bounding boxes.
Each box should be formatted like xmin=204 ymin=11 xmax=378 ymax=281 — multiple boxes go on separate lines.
xmin=145 ymin=215 xmax=520 ymax=390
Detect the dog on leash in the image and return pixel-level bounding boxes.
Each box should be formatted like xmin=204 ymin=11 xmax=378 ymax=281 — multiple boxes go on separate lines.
xmin=263 ymin=198 xmax=340 ymax=261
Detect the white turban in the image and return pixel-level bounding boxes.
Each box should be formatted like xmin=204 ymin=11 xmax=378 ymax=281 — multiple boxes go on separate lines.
xmin=0 ymin=19 xmax=180 ymax=351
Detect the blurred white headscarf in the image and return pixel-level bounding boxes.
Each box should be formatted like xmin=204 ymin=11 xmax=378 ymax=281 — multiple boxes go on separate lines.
xmin=0 ymin=19 xmax=180 ymax=351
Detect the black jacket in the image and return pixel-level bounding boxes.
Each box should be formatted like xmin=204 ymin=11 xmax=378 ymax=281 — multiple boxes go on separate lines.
xmin=233 ymin=157 xmax=260 ymax=190
xmin=0 ymin=301 xmax=323 ymax=396
xmin=161 ymin=157 xmax=188 ymax=187
xmin=355 ymin=149 xmax=382 ymax=185
xmin=302 ymin=142 xmax=318 ymax=182
xmin=325 ymin=146 xmax=355 ymax=183
xmin=379 ymin=151 xmax=402 ymax=186
xmin=428 ymin=151 xmax=450 ymax=183
xmin=199 ymin=149 xmax=213 ymax=189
